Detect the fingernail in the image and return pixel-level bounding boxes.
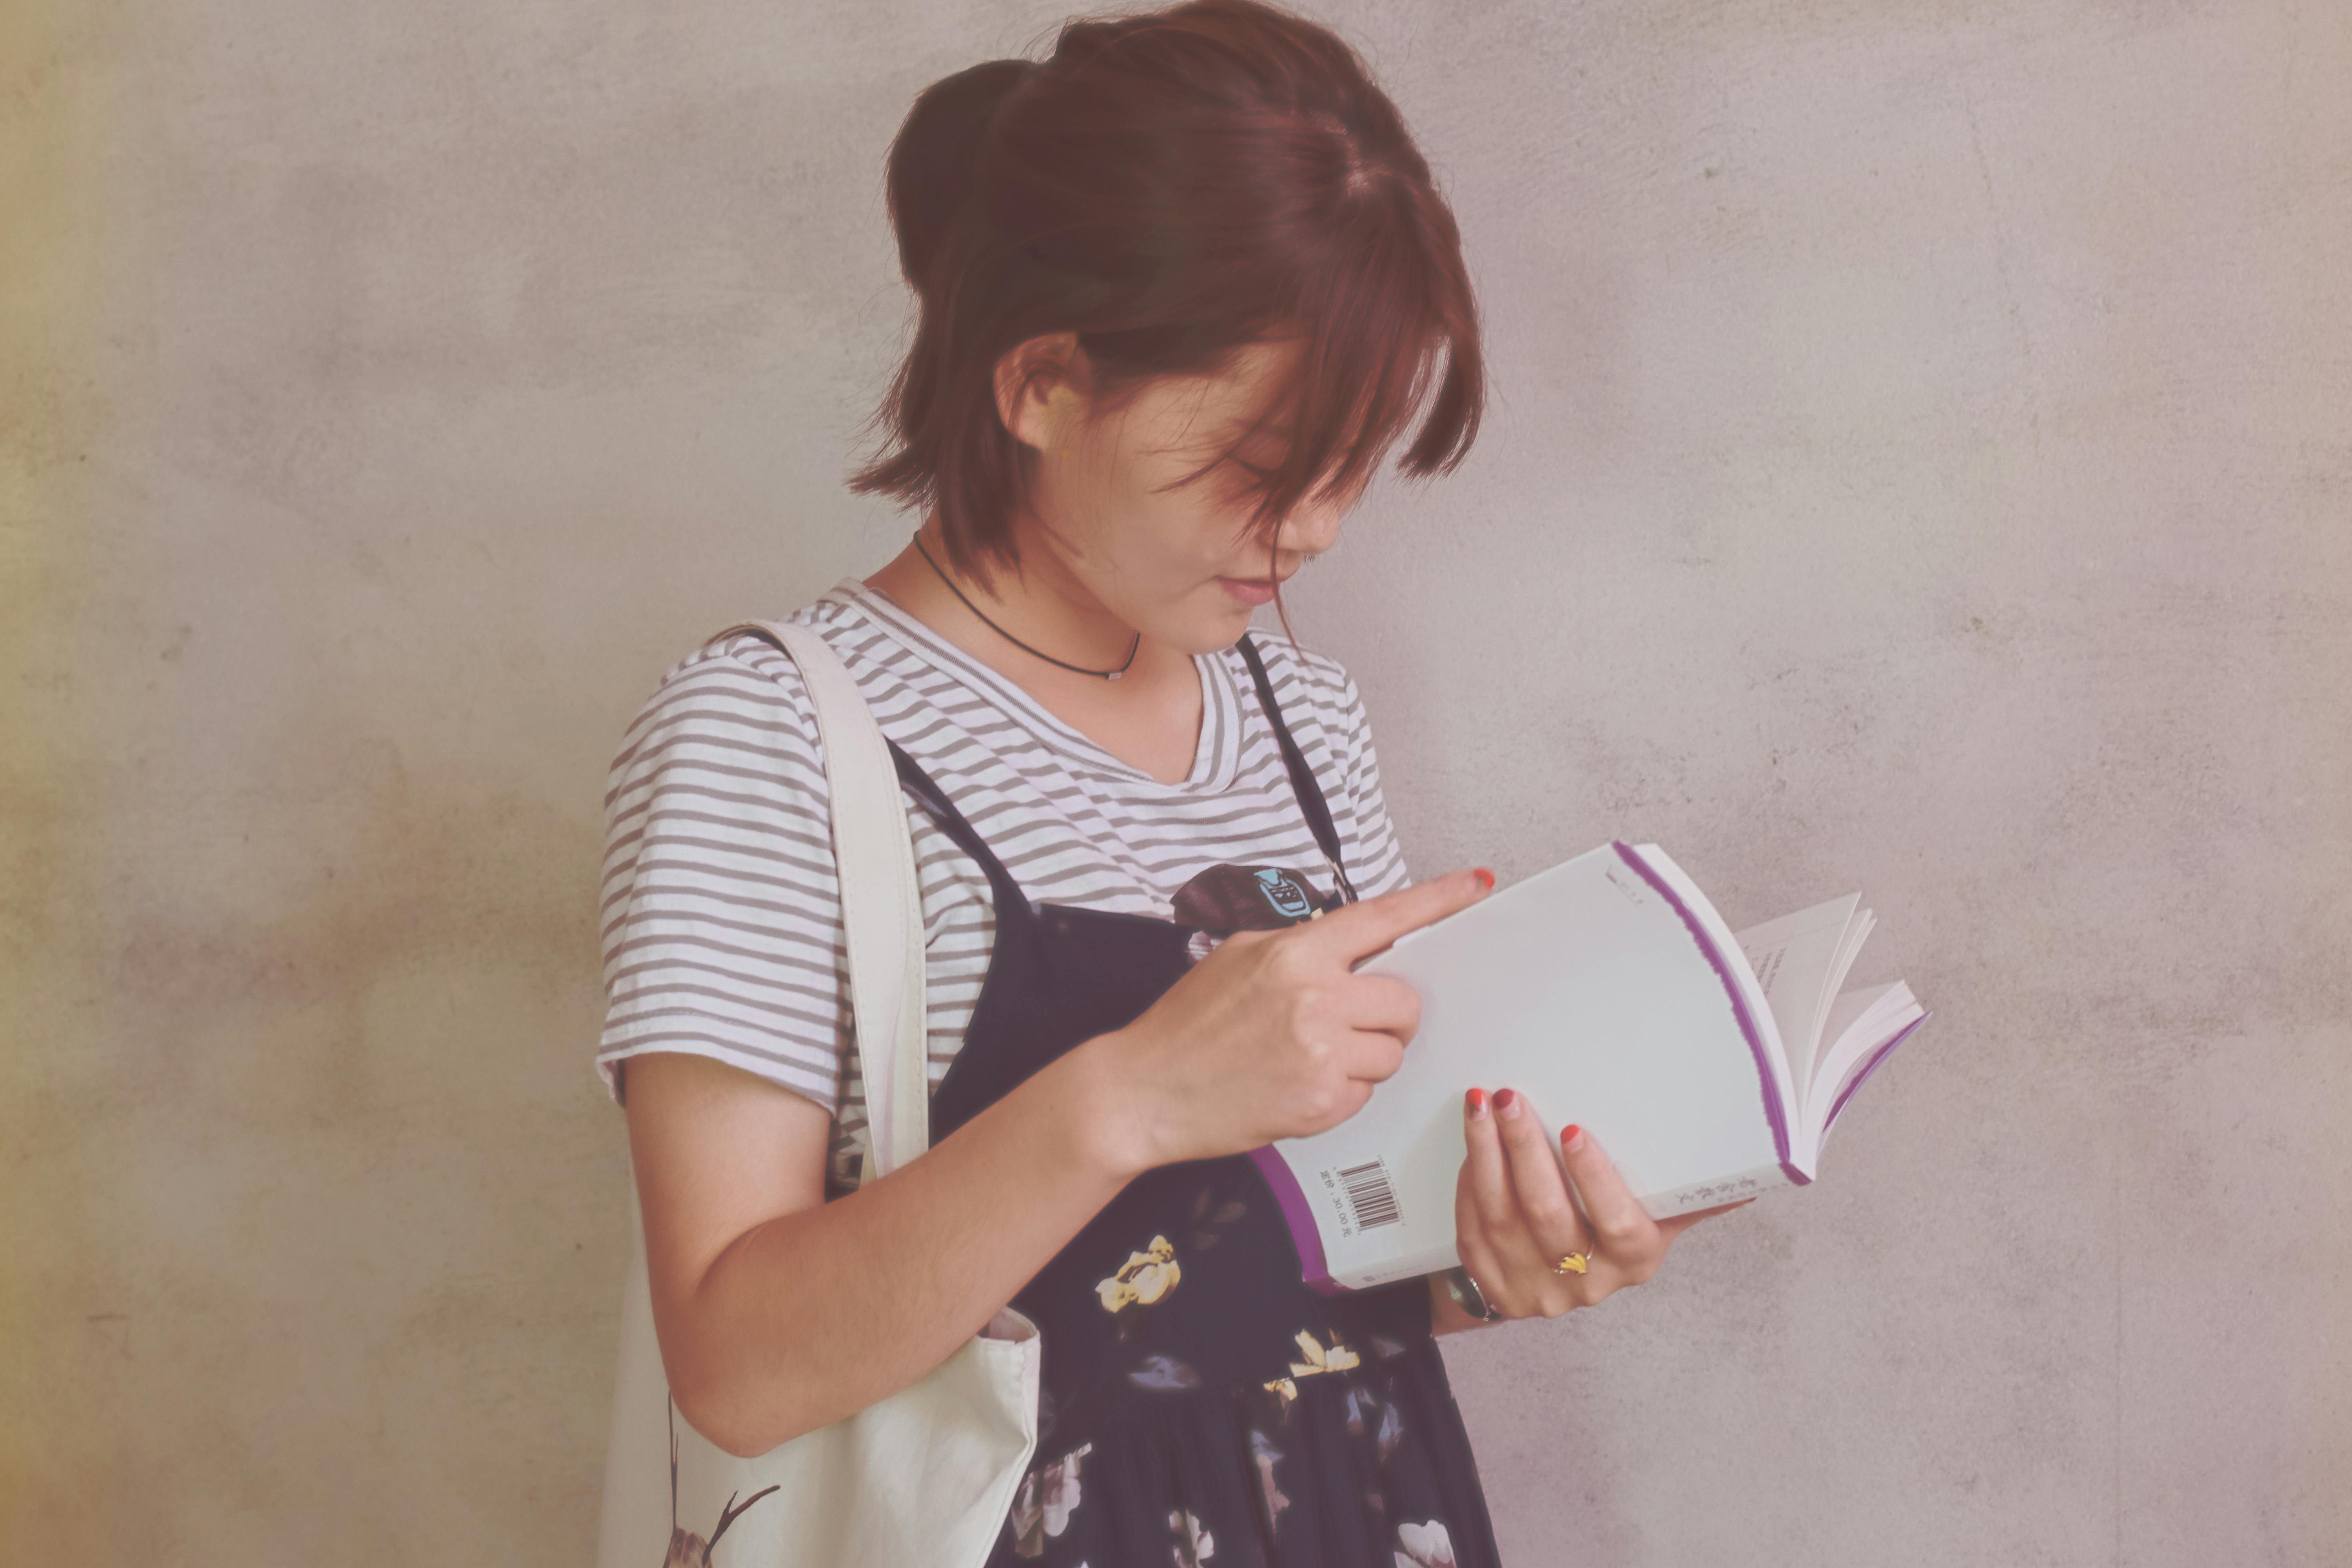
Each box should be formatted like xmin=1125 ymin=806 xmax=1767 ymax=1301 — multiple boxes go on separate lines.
xmin=1465 ymin=1087 xmax=1487 ymax=1120
xmin=1495 ymin=1087 xmax=1519 ymax=1119
xmin=1561 ymin=1123 xmax=1584 ymax=1151
xmin=1471 ymin=867 xmax=1495 ymax=892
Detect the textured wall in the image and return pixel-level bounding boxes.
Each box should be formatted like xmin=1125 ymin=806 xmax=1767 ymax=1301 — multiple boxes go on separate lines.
xmin=5 ymin=0 xmax=2345 ymax=1562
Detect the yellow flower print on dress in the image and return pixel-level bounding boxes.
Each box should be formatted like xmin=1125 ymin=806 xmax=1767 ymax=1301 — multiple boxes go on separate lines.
xmin=1285 ymin=1326 xmax=1360 ymax=1378
xmin=1260 ymin=1327 xmax=1363 ymax=1406
xmin=1096 ymin=1234 xmax=1181 ymax=1312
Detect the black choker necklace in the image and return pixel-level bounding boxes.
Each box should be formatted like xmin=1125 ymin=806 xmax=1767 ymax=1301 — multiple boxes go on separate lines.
xmin=911 ymin=531 xmax=1142 ymax=681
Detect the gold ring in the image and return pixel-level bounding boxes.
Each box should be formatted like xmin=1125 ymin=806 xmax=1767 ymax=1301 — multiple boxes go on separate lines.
xmin=1552 ymin=1251 xmax=1590 ymax=1276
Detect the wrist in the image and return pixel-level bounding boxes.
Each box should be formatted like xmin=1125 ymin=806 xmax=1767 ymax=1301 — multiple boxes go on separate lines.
xmin=1436 ymin=1265 xmax=1506 ymax=1327
xmin=1053 ymin=1030 xmax=1161 ymax=1185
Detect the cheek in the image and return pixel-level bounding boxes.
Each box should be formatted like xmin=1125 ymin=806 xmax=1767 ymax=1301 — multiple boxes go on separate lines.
xmin=1106 ymin=485 xmax=1242 ymax=577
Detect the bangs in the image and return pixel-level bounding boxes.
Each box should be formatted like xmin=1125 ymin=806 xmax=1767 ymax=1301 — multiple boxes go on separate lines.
xmin=1156 ymin=178 xmax=1480 ymax=543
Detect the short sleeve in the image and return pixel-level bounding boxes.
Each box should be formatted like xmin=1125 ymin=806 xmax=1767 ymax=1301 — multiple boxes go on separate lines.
xmin=594 ymin=642 xmax=851 ymax=1112
xmin=1331 ymin=669 xmax=1412 ymax=897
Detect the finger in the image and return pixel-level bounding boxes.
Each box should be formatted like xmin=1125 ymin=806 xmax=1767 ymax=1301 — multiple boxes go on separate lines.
xmin=1336 ymin=973 xmax=1423 ymax=1041
xmin=1458 ymin=1088 xmax=1518 ymax=1238
xmin=1336 ymin=1025 xmax=1406 ymax=1084
xmin=1294 ymin=866 xmax=1495 ymax=967
xmin=1455 ymin=1088 xmax=1533 ymax=1317
xmin=1482 ymin=1090 xmax=1592 ymax=1318
xmin=1557 ymin=1125 xmax=1658 ymax=1259
xmin=1491 ymin=1089 xmax=1590 ymax=1263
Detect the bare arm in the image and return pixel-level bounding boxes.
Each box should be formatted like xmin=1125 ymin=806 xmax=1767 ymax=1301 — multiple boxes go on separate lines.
xmin=629 ymin=867 xmax=1498 ymax=1457
xmin=624 ymin=1040 xmax=1143 ymax=1459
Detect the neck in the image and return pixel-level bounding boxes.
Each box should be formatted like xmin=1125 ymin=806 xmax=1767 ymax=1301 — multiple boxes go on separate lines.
xmin=864 ymin=516 xmax=1168 ymax=693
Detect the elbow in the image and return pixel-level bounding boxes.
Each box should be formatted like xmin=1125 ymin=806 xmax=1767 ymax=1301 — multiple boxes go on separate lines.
xmin=668 ymin=1370 xmax=817 ymax=1461
xmin=690 ymin=1417 xmax=787 ymax=1463
xmin=670 ymin=1380 xmax=756 ymax=1459
xmin=661 ymin=1327 xmax=828 ymax=1460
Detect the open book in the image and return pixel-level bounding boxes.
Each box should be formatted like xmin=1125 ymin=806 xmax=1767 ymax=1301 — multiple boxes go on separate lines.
xmin=1246 ymin=842 xmax=1929 ymax=1292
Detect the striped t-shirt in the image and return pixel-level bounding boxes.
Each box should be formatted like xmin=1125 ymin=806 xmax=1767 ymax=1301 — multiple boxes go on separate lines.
xmin=595 ymin=579 xmax=1413 ymax=1194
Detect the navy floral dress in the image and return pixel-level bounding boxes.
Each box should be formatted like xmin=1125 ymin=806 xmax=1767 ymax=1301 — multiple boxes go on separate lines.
xmin=781 ymin=627 xmax=1502 ymax=1568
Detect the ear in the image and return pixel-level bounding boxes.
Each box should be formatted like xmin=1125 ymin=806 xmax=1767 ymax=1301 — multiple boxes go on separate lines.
xmin=994 ymin=331 xmax=1090 ymax=457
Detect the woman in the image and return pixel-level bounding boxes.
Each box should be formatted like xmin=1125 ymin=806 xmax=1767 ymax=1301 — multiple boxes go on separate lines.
xmin=597 ymin=3 xmax=1743 ymax=1561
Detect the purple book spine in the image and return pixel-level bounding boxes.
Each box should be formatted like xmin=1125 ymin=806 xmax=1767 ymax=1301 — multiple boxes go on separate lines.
xmin=1609 ymin=842 xmax=1811 ymax=1189
xmin=1247 ymin=1147 xmax=1349 ymax=1295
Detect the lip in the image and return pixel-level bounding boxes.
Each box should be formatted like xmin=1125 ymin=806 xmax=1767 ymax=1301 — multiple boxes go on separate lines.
xmin=1216 ymin=575 xmax=1287 ymax=606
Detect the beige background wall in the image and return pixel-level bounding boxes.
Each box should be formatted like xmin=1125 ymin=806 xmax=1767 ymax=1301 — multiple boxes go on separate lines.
xmin=5 ymin=0 xmax=2346 ymax=1561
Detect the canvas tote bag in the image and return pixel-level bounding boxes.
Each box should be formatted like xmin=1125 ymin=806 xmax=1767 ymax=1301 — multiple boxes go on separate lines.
xmin=595 ymin=619 xmax=1042 ymax=1568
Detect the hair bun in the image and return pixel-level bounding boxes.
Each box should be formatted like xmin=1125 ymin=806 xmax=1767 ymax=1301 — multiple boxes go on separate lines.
xmin=885 ymin=56 xmax=1038 ymax=293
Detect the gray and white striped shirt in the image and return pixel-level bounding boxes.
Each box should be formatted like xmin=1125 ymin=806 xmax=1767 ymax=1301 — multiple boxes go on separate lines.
xmin=595 ymin=579 xmax=1411 ymax=1193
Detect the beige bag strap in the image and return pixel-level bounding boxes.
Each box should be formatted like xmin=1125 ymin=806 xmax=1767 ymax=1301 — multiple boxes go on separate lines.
xmin=717 ymin=620 xmax=929 ymax=1185
xmin=597 ymin=620 xmax=1037 ymax=1568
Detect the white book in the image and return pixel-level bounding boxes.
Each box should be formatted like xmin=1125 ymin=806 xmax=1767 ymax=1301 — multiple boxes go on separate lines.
xmin=1245 ymin=842 xmax=1930 ymax=1292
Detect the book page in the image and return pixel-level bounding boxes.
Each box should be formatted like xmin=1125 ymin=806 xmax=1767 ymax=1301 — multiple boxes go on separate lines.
xmin=1811 ymin=981 xmax=1924 ymax=1138
xmin=1732 ymin=893 xmax=1862 ymax=1100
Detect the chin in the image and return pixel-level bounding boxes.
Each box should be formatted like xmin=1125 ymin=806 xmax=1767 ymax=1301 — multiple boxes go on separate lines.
xmin=1156 ymin=607 xmax=1256 ymax=657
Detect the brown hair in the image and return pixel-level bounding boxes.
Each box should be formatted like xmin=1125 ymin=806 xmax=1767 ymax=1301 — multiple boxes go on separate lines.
xmin=847 ymin=0 xmax=1486 ymax=623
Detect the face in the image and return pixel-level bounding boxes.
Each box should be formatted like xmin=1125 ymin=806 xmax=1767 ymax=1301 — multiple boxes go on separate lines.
xmin=997 ymin=334 xmax=1370 ymax=656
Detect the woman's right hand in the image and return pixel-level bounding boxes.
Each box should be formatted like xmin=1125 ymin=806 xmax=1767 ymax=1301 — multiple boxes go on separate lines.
xmin=1089 ymin=866 xmax=1496 ymax=1172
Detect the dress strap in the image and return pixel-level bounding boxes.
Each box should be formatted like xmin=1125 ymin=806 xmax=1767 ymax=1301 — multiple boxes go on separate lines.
xmin=1235 ymin=634 xmax=1360 ymax=904
xmin=885 ymin=740 xmax=1031 ymax=921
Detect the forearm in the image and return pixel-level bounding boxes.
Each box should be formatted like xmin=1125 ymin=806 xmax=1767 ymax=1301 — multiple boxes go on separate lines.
xmin=660 ymin=1036 xmax=1140 ymax=1456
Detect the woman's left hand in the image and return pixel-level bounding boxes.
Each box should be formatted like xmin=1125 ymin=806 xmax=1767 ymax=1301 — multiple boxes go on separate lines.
xmin=1451 ymin=1085 xmax=1751 ymax=1321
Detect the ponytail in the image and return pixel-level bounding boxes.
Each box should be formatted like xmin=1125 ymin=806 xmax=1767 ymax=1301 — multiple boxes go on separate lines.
xmin=882 ymin=57 xmax=1038 ymax=299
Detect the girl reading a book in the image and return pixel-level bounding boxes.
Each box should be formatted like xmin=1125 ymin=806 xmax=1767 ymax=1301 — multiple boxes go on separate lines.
xmin=597 ymin=3 xmax=1744 ymax=1561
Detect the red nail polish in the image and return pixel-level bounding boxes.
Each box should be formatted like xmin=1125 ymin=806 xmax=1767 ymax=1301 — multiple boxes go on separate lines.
xmin=1561 ymin=1123 xmax=1583 ymax=1150
xmin=1472 ymin=867 xmax=1495 ymax=891
xmin=1494 ymin=1087 xmax=1517 ymax=1116
xmin=1465 ymin=1088 xmax=1486 ymax=1117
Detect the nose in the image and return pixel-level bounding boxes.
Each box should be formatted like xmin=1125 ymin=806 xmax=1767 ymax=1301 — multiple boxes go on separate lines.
xmin=1273 ymin=494 xmax=1345 ymax=561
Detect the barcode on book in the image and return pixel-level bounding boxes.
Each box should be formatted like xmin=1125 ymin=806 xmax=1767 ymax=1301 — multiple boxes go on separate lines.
xmin=1335 ymin=1158 xmax=1401 ymax=1231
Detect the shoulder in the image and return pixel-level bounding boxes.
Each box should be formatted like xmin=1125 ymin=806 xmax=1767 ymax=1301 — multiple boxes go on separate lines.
xmin=605 ymin=594 xmax=879 ymax=785
xmin=605 ymin=640 xmax=821 ymax=807
xmin=602 ymin=597 xmax=894 ymax=822
xmin=1223 ymin=631 xmax=1369 ymax=741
